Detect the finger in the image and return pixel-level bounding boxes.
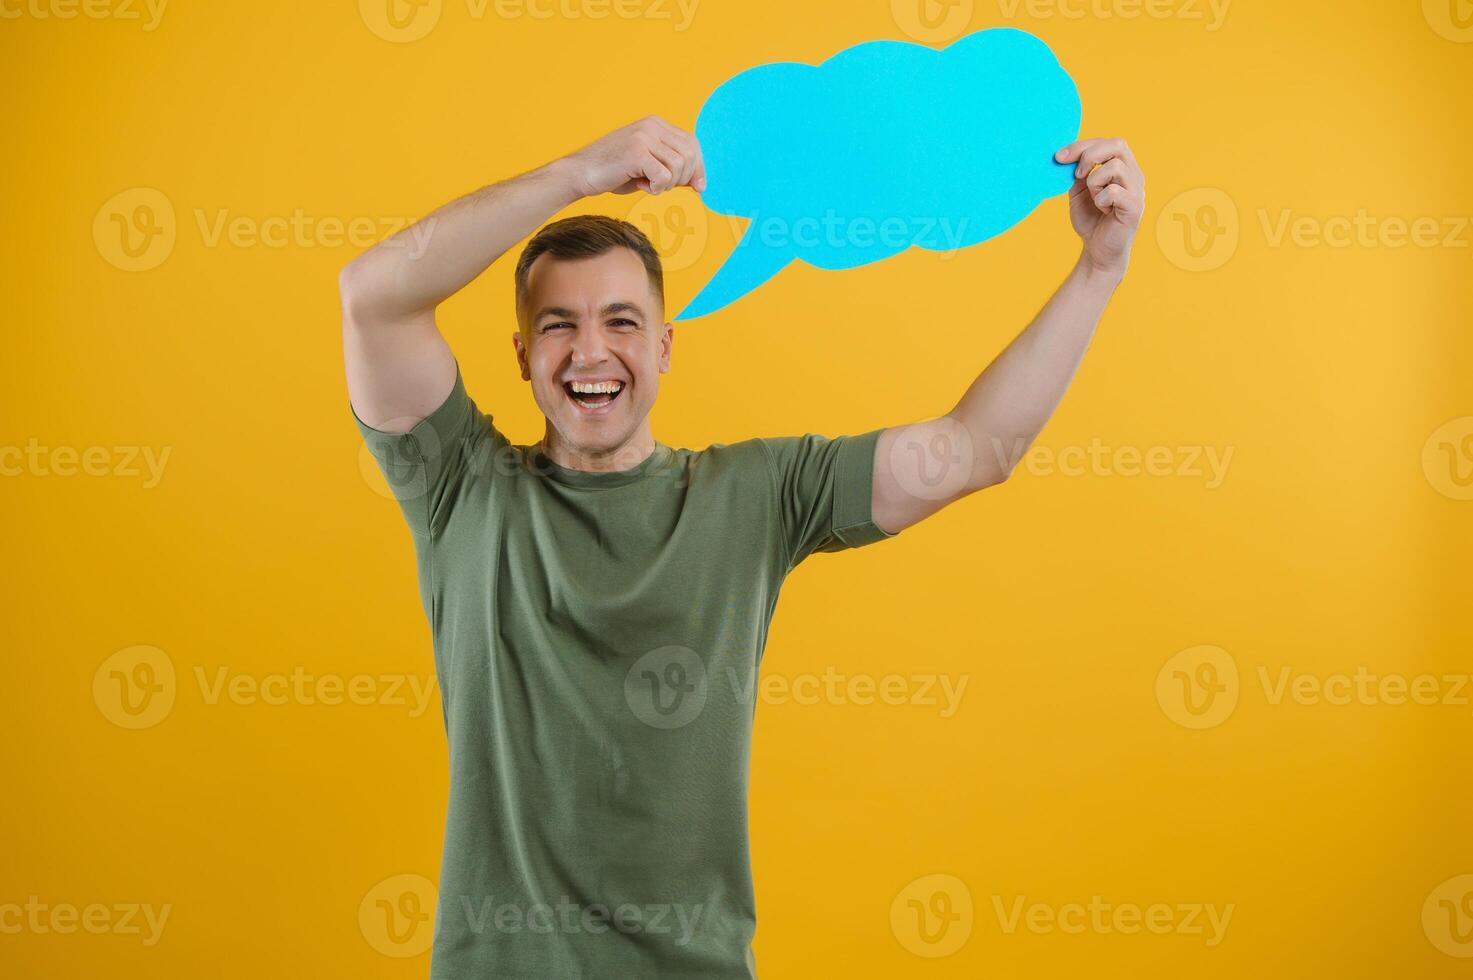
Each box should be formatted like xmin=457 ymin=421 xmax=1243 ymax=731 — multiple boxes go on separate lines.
xmin=639 ymin=151 xmax=675 ymax=195
xmin=1085 ymin=159 xmax=1129 ymax=194
xmin=1054 ymin=138 xmax=1102 ymax=165
xmin=1073 ymin=139 xmax=1132 ymax=179
xmin=1058 ymin=138 xmax=1135 ymax=179
xmin=648 ymin=119 xmax=697 ymax=183
xmin=680 ymin=133 xmax=707 ymax=192
xmin=1093 ymin=178 xmax=1140 ymax=218
xmin=664 ymin=137 xmax=698 ymax=189
xmin=645 ymin=141 xmax=685 ymax=193
xmin=662 ymin=130 xmax=702 ymax=191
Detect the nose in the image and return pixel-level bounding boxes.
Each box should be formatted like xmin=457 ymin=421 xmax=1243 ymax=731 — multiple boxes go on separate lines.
xmin=569 ymin=323 xmax=611 ymax=368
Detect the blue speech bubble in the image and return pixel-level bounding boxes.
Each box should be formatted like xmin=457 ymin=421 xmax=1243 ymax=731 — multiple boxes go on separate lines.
xmin=675 ymin=28 xmax=1081 ymax=321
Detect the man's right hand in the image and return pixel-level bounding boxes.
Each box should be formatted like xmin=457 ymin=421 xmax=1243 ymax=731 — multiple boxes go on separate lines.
xmin=340 ymin=114 xmax=704 ymax=434
xmin=564 ymin=115 xmax=706 ymax=198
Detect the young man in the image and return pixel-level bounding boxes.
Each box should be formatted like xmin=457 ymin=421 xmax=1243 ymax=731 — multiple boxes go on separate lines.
xmin=342 ymin=115 xmax=1143 ymax=978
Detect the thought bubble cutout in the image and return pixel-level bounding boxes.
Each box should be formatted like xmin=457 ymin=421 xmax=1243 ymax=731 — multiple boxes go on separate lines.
xmin=675 ymin=28 xmax=1082 ymax=321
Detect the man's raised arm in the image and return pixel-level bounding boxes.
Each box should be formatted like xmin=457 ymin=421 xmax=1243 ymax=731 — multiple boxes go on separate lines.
xmin=871 ymin=138 xmax=1146 ymax=534
xmin=338 ymin=115 xmax=705 ymax=433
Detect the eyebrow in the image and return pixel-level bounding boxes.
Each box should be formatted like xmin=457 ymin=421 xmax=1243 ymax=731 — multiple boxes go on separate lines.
xmin=534 ymin=302 xmax=646 ymax=322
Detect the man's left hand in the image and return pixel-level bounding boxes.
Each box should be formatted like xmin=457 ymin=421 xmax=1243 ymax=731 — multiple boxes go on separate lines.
xmin=1055 ymin=137 xmax=1145 ymax=281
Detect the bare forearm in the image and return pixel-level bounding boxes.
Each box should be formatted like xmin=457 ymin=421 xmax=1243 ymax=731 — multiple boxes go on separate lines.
xmin=339 ymin=158 xmax=582 ymax=325
xmin=947 ymin=253 xmax=1121 ymax=489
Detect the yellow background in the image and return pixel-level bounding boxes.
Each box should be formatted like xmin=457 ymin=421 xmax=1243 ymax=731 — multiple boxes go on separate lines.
xmin=4 ymin=0 xmax=1471 ymax=975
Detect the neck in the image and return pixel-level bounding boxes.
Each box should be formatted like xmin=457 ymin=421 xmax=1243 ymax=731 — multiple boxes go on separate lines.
xmin=537 ymin=424 xmax=657 ymax=473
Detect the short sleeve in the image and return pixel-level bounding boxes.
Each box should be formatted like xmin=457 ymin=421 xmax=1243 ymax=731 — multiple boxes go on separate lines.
xmin=351 ymin=363 xmax=493 ymax=537
xmin=758 ymin=427 xmax=899 ymax=568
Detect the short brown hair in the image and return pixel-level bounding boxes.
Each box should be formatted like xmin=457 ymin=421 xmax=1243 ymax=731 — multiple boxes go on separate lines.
xmin=514 ymin=214 xmax=664 ymax=323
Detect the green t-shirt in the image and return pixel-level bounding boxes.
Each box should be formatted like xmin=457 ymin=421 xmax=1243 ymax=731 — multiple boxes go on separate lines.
xmin=354 ymin=364 xmax=898 ymax=979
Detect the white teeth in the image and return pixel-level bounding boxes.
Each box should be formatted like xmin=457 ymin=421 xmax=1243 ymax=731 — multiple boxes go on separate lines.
xmin=569 ymin=380 xmax=623 ymax=394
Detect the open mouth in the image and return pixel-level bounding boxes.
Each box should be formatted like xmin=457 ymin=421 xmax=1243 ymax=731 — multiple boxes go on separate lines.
xmin=563 ymin=379 xmax=626 ymax=415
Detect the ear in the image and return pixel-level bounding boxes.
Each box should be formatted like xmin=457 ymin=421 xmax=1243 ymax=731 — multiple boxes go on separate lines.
xmin=512 ymin=330 xmax=531 ymax=382
xmin=658 ymin=322 xmax=674 ymax=374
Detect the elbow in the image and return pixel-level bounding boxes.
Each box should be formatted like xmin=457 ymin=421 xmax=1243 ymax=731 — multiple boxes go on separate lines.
xmin=337 ymin=256 xmax=384 ymax=325
xmin=337 ymin=257 xmax=365 ymax=310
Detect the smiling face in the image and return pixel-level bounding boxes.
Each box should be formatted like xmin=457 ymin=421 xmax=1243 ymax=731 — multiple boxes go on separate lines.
xmin=514 ymin=246 xmax=672 ymax=468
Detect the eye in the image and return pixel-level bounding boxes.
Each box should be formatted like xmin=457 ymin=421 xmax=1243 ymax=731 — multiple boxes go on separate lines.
xmin=542 ymin=321 xmax=573 ymax=332
xmin=611 ymin=318 xmax=636 ymax=327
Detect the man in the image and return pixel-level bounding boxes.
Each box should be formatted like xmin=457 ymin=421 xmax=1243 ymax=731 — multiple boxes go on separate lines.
xmin=342 ymin=114 xmax=1143 ymax=978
